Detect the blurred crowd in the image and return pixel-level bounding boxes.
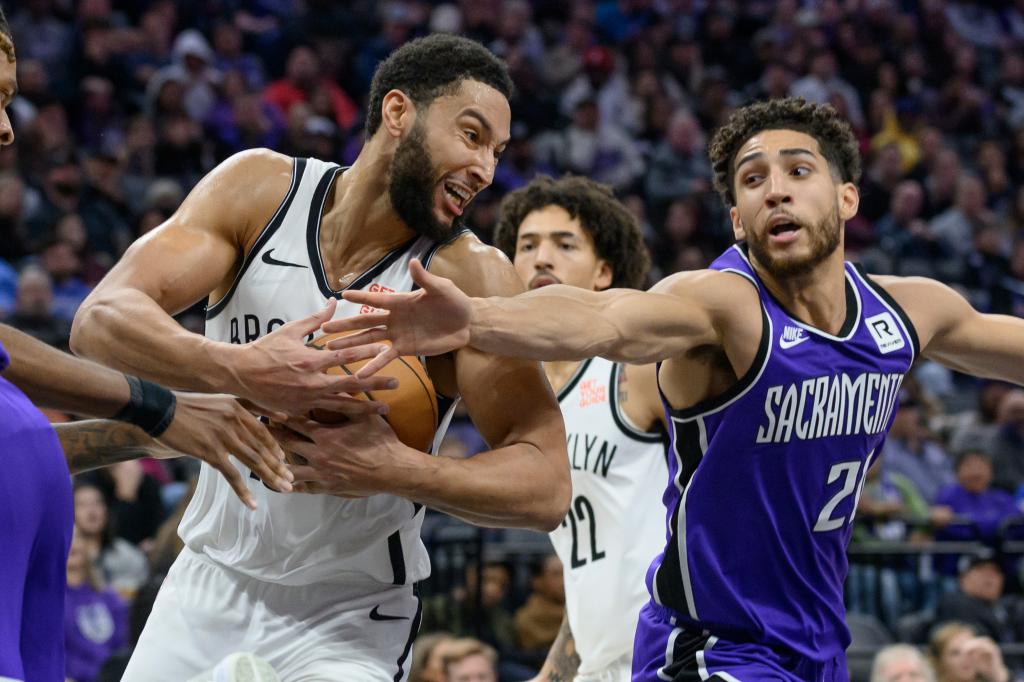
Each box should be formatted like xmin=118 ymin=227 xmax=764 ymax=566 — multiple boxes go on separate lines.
xmin=6 ymin=0 xmax=1024 ymax=680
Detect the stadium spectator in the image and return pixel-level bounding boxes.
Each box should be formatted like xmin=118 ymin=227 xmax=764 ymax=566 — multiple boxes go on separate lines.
xmin=64 ymin=529 xmax=128 ymax=682
xmin=442 ymin=638 xmax=499 ymax=682
xmin=73 ymin=482 xmax=149 ymax=597
xmin=929 ymin=622 xmax=1011 ymax=682
xmin=935 ymin=553 xmax=1024 ymax=644
xmin=870 ymin=643 xmax=936 ymax=682
xmin=880 ymin=393 xmax=956 ymax=504
xmin=513 ymin=553 xmax=564 ymax=655
xmin=6 ymin=264 xmax=70 ymax=349
xmin=934 ymin=451 xmax=1019 ymax=545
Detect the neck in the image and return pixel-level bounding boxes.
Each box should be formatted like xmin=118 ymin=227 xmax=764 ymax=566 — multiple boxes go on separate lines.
xmin=751 ymin=250 xmax=849 ymax=335
xmin=543 ymin=360 xmax=583 ymax=394
xmin=318 ymin=137 xmax=418 ymax=282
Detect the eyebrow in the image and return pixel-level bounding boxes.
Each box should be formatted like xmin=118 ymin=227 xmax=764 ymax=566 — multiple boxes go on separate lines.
xmin=462 ymin=109 xmax=511 ymax=148
xmin=735 ymin=147 xmax=818 ymax=172
xmin=518 ymin=231 xmax=580 ymax=241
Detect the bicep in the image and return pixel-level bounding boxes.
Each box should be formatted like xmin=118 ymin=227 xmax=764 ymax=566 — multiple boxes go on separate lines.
xmin=94 ymin=217 xmax=240 ymax=315
xmin=454 ymin=346 xmax=565 ymax=451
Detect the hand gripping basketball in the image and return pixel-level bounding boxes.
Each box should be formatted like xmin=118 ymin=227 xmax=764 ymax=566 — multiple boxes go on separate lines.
xmin=322 ymin=259 xmax=473 ymax=377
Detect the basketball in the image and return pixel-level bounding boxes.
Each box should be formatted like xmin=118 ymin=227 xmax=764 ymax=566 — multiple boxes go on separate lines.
xmin=307 ymin=331 xmax=439 ymax=453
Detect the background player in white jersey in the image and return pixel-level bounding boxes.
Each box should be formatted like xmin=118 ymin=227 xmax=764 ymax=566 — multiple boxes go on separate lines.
xmin=327 ymin=97 xmax=1024 ymax=681
xmin=492 ymin=175 xmax=668 ymax=682
xmin=71 ymin=35 xmax=569 ymax=680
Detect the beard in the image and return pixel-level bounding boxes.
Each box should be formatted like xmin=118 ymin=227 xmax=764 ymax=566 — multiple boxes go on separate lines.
xmin=744 ymin=201 xmax=842 ymax=279
xmin=388 ymin=122 xmax=463 ymax=242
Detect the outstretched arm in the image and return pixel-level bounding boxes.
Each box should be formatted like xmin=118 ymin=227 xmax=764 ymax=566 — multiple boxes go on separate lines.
xmin=1 ymin=323 xmax=292 ymax=507
xmin=880 ymin=276 xmax=1024 ymax=384
xmin=326 ymin=260 xmax=727 ymax=368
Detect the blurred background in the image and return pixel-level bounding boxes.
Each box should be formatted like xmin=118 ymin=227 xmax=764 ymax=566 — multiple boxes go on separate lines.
xmin=9 ymin=1 xmax=1024 ymax=681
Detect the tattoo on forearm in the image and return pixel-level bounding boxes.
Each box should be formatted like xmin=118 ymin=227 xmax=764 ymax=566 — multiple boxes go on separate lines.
xmin=55 ymin=420 xmax=155 ymax=473
xmin=547 ymin=616 xmax=580 ymax=681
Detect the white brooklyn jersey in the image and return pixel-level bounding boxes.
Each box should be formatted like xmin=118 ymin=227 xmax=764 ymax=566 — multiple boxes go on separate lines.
xmin=550 ymin=357 xmax=669 ymax=675
xmin=180 ymin=157 xmax=459 ymax=587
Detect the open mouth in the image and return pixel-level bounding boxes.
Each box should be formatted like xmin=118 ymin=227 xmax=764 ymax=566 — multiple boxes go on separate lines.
xmin=442 ymin=180 xmax=472 ymax=214
xmin=769 ymin=221 xmax=800 ymax=236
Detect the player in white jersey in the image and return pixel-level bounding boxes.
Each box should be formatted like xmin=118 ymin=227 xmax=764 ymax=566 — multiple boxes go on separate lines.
xmin=492 ymin=176 xmax=669 ymax=682
xmin=72 ymin=35 xmax=570 ymax=681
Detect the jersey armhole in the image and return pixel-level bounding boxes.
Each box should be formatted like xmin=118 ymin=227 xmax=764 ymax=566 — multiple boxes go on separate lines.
xmin=206 ymin=157 xmax=308 ymax=320
xmin=610 ymin=362 xmax=667 ymax=443
xmin=851 ymin=263 xmax=921 ymax=360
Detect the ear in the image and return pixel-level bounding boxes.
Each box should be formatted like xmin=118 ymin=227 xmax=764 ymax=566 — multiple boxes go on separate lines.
xmin=594 ymin=259 xmax=613 ymax=290
xmin=729 ymin=206 xmax=746 ymax=241
xmin=380 ymin=89 xmax=415 ymax=139
xmin=838 ymin=181 xmax=859 ymax=221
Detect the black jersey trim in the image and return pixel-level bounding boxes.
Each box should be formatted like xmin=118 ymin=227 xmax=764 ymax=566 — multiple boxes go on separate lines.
xmin=205 ymin=157 xmax=307 ymax=320
xmin=664 ymin=292 xmax=772 ymax=422
xmin=306 ymin=165 xmax=419 ymax=299
xmin=418 ymin=227 xmax=473 ymax=274
xmin=851 ymin=263 xmax=921 ymax=360
xmin=610 ymin=362 xmax=666 ymax=443
xmin=555 ymin=358 xmax=594 ymax=402
xmin=392 ymin=587 xmax=423 ymax=682
xmin=388 ymin=530 xmax=406 ymax=585
xmin=653 ymin=418 xmax=706 ymax=616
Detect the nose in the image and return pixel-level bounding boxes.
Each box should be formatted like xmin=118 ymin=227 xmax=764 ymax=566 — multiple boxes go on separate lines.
xmin=468 ymin=147 xmax=496 ymax=188
xmin=534 ymin=239 xmax=556 ymax=269
xmin=764 ymin=167 xmax=791 ymax=209
xmin=0 ymin=110 xmax=13 ymax=146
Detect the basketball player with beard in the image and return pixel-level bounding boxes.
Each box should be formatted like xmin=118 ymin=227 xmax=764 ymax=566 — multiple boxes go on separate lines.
xmin=493 ymin=176 xmax=668 ymax=682
xmin=72 ymin=36 xmax=569 ymax=680
xmin=328 ymin=97 xmax=1024 ymax=681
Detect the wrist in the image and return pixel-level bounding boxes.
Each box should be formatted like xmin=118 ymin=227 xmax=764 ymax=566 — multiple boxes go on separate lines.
xmin=467 ymin=297 xmax=491 ymax=349
xmin=388 ymin=445 xmax=437 ymax=500
xmin=205 ymin=338 xmax=246 ymax=394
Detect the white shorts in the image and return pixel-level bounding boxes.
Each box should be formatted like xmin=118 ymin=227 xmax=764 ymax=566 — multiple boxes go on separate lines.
xmin=577 ymin=653 xmax=633 ymax=682
xmin=122 ymin=548 xmax=421 ymax=682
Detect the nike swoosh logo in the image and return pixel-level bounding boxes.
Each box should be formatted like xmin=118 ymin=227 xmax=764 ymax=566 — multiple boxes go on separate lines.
xmin=369 ymin=605 xmax=409 ymax=621
xmin=261 ymin=249 xmax=307 ymax=269
xmin=779 ymin=334 xmax=810 ymax=349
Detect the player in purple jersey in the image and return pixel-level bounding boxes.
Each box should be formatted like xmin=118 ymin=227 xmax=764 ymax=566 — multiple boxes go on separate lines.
xmin=328 ymin=97 xmax=1024 ymax=681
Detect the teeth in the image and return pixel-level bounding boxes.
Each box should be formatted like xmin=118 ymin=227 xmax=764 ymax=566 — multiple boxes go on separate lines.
xmin=445 ymin=183 xmax=469 ymax=206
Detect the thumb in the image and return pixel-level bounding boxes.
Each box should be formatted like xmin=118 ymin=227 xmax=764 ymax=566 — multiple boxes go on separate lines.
xmin=283 ymin=298 xmax=337 ymax=338
xmin=409 ymin=258 xmax=442 ymax=292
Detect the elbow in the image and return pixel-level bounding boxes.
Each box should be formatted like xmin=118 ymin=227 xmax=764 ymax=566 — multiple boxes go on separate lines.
xmin=70 ymin=295 xmax=108 ymax=359
xmin=532 ymin=461 xmax=571 ymax=532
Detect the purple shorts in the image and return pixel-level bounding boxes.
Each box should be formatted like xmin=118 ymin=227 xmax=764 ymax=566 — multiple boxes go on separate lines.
xmin=632 ymin=601 xmax=848 ymax=682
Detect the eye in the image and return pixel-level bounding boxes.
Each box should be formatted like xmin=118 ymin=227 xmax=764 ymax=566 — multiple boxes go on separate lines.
xmin=559 ymin=242 xmax=577 ymax=251
xmin=743 ymin=173 xmax=763 ymax=186
xmin=792 ymin=166 xmax=811 ymax=176
xmin=518 ymin=243 xmax=534 ymax=253
xmin=464 ymin=129 xmax=478 ymax=142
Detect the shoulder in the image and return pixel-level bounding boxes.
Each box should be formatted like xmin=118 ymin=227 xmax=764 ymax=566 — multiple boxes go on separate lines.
xmin=863 ymin=273 xmax=974 ymax=343
xmin=651 ymin=268 xmax=761 ymax=320
xmin=426 ymin=231 xmax=525 ymax=298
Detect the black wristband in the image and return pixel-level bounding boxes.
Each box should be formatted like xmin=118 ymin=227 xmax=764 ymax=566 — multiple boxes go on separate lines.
xmin=112 ymin=375 xmax=177 ymax=437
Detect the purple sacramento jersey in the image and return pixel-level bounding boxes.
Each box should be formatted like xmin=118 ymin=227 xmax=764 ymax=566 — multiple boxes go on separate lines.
xmin=0 ymin=340 xmax=73 ymax=682
xmin=634 ymin=245 xmax=917 ymax=681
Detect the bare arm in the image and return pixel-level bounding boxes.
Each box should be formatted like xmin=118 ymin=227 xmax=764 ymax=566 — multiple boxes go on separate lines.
xmin=1 ymin=323 xmax=292 ymax=505
xmin=529 ymin=611 xmax=580 ymax=682
xmin=879 ymin=276 xmax=1024 ymax=384
xmin=55 ymin=420 xmax=175 ymax=474
xmin=327 ymin=263 xmax=734 ymax=367
xmin=70 ymin=149 xmax=389 ymax=417
xmin=2 ymin=323 xmax=130 ymax=415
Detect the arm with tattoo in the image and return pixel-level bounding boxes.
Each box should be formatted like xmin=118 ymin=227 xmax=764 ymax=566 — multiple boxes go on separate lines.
xmin=55 ymin=420 xmax=178 ymax=474
xmin=531 ymin=611 xmax=581 ymax=682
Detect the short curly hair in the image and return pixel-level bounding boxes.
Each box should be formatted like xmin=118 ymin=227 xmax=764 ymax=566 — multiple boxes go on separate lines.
xmin=493 ymin=175 xmax=650 ymax=290
xmin=708 ymin=98 xmax=861 ymax=207
xmin=0 ymin=6 xmax=13 ymax=63
xmin=365 ymin=34 xmax=512 ymax=138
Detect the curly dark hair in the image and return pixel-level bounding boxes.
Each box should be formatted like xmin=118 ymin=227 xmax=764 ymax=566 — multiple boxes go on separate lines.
xmin=365 ymin=34 xmax=512 ymax=139
xmin=493 ymin=175 xmax=650 ymax=290
xmin=708 ymin=97 xmax=861 ymax=207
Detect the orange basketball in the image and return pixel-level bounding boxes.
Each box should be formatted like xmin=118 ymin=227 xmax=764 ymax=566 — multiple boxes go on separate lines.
xmin=307 ymin=332 xmax=439 ymax=453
